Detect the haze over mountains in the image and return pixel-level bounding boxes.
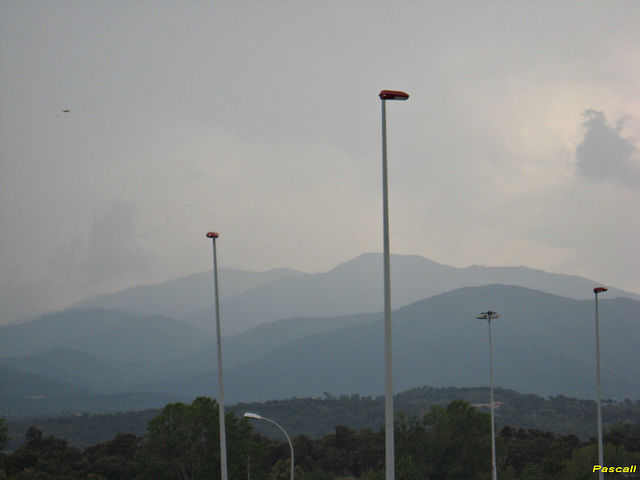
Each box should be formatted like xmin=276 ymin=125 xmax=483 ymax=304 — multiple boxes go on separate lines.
xmin=1 ymin=254 xmax=638 ymax=419
xmin=72 ymin=253 xmax=639 ymax=335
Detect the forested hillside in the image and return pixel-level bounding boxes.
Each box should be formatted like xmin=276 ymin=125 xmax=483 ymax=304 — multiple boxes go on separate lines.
xmin=5 ymin=387 xmax=640 ymax=450
xmin=2 ymin=396 xmax=640 ymax=480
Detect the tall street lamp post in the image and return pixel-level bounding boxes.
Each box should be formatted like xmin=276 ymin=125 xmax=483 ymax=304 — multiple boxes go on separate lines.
xmin=206 ymin=231 xmax=228 ymax=480
xmin=244 ymin=413 xmax=294 ymax=480
xmin=379 ymin=89 xmax=409 ymax=480
xmin=593 ymin=286 xmax=607 ymax=480
xmin=476 ymin=310 xmax=500 ymax=480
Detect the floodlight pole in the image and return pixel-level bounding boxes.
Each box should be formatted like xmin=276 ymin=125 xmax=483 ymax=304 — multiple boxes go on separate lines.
xmin=379 ymin=89 xmax=409 ymax=480
xmin=594 ymin=287 xmax=607 ymax=480
xmin=477 ymin=310 xmax=500 ymax=480
xmin=207 ymin=231 xmax=228 ymax=480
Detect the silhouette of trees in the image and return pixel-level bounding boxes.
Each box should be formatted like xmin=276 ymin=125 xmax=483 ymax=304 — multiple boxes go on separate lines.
xmin=0 ymin=419 xmax=8 ymax=454
xmin=138 ymin=396 xmax=255 ymax=480
xmin=2 ymin=398 xmax=640 ymax=479
xmin=395 ymin=400 xmax=492 ymax=479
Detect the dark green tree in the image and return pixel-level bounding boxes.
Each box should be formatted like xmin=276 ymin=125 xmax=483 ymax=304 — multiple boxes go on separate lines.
xmin=354 ymin=428 xmax=384 ymax=476
xmin=82 ymin=433 xmax=144 ymax=480
xmin=0 ymin=418 xmax=8 ymax=479
xmin=139 ymin=396 xmax=256 ymax=480
xmin=395 ymin=400 xmax=492 ymax=480
xmin=605 ymin=422 xmax=640 ymax=453
xmin=3 ymin=427 xmax=82 ymax=479
xmin=267 ymin=458 xmax=303 ymax=480
xmin=318 ymin=426 xmax=357 ymax=477
xmin=0 ymin=419 xmax=8 ymax=453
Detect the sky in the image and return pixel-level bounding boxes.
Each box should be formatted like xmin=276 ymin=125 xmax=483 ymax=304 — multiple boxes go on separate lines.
xmin=1 ymin=0 xmax=639 ymax=323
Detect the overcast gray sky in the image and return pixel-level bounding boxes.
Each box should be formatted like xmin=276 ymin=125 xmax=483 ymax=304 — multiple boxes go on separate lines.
xmin=1 ymin=0 xmax=639 ymax=323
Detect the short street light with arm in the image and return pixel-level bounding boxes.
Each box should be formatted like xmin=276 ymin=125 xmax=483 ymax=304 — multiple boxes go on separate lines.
xmin=476 ymin=310 xmax=500 ymax=480
xmin=379 ymin=89 xmax=409 ymax=480
xmin=206 ymin=231 xmax=228 ymax=480
xmin=593 ymin=286 xmax=607 ymax=480
xmin=244 ymin=413 xmax=294 ymax=480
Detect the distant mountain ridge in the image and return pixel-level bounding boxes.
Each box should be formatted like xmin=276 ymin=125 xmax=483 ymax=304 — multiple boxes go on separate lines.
xmin=0 ymin=308 xmax=214 ymax=364
xmin=1 ymin=348 xmax=152 ymax=393
xmin=217 ymin=285 xmax=640 ymax=403
xmin=3 ymin=284 xmax=637 ymax=421
xmin=72 ymin=267 xmax=303 ymax=322
xmin=71 ymin=254 xmax=640 ymax=336
xmin=2 ymin=255 xmax=638 ymax=419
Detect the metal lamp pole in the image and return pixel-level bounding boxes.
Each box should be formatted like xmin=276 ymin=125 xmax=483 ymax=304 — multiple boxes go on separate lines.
xmin=476 ymin=310 xmax=500 ymax=480
xmin=593 ymin=286 xmax=607 ymax=480
xmin=379 ymin=89 xmax=409 ymax=480
xmin=206 ymin=231 xmax=228 ymax=480
xmin=244 ymin=413 xmax=294 ymax=480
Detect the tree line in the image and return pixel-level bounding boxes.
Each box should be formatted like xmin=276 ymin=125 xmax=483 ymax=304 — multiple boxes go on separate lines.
xmin=1 ymin=397 xmax=639 ymax=480
xmin=7 ymin=387 xmax=640 ymax=450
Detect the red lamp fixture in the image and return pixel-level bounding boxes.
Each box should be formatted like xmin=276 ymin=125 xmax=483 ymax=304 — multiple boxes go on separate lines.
xmin=379 ymin=90 xmax=410 ymax=101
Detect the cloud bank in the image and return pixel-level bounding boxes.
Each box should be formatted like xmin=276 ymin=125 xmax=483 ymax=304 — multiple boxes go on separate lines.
xmin=576 ymin=110 xmax=640 ymax=188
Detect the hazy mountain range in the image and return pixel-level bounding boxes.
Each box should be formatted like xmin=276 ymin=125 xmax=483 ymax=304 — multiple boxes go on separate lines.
xmin=1 ymin=254 xmax=638 ymax=419
xmin=73 ymin=253 xmax=639 ymax=335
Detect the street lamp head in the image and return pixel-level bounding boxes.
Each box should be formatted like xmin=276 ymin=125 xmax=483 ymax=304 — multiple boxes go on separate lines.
xmin=206 ymin=232 xmax=219 ymax=239
xmin=379 ymin=90 xmax=410 ymax=101
xmin=594 ymin=287 xmax=607 ymax=294
xmin=244 ymin=412 xmax=262 ymax=420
